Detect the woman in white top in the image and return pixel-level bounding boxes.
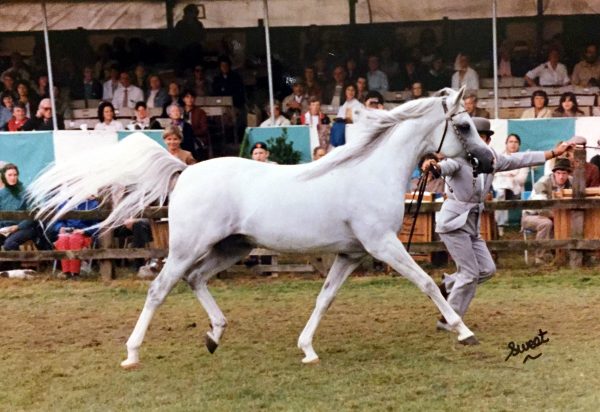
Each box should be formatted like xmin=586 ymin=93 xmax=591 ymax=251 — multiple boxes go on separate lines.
xmin=521 ymin=90 xmax=553 ymax=119
xmin=451 ymin=53 xmax=479 ymax=91
xmin=492 ymin=133 xmax=530 ymax=232
xmin=336 ymin=83 xmax=364 ymax=123
xmin=94 ymin=101 xmax=124 ymax=131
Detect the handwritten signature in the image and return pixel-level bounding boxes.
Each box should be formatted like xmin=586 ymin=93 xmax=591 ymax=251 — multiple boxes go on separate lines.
xmin=504 ymin=329 xmax=549 ymax=363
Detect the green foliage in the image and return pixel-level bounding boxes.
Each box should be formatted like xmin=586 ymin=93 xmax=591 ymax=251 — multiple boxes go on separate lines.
xmin=266 ymin=129 xmax=302 ymax=165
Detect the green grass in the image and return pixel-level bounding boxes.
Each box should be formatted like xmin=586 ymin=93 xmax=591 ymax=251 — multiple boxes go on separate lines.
xmin=1 ymin=266 xmax=600 ymax=411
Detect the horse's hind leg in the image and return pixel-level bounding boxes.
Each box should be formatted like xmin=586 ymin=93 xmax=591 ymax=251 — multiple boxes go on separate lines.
xmin=298 ymin=253 xmax=364 ymax=364
xmin=121 ymin=257 xmax=194 ymax=369
xmin=185 ymin=238 xmax=253 ymax=354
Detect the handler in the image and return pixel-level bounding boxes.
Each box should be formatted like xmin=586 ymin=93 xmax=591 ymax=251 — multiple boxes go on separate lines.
xmin=422 ymin=118 xmax=573 ymax=331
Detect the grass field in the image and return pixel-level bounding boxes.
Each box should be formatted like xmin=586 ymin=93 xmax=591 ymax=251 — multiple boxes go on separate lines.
xmin=2 ymin=259 xmax=600 ymax=411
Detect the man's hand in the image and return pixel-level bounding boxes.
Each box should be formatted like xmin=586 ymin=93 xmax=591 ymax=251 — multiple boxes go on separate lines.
xmin=421 ymin=158 xmax=438 ymax=173
xmin=554 ymin=141 xmax=574 ymax=157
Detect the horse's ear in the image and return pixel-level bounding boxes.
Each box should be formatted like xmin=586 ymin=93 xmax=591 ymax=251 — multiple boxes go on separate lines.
xmin=453 ymin=86 xmax=466 ymax=107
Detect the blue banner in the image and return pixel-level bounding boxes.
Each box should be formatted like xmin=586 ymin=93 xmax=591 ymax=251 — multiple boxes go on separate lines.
xmin=243 ymin=126 xmax=312 ymax=163
xmin=0 ymin=131 xmax=55 ymax=186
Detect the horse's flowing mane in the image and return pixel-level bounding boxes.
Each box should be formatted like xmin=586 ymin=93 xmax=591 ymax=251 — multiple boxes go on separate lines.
xmin=299 ymin=95 xmax=444 ymax=179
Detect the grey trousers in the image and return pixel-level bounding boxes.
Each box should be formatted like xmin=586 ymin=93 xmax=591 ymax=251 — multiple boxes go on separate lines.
xmin=439 ymin=211 xmax=496 ymax=318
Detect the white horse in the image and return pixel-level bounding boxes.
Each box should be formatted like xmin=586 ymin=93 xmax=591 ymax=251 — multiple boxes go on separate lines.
xmin=28 ymin=87 xmax=494 ymax=369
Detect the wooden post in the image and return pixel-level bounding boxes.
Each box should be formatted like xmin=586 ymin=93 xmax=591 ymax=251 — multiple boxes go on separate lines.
xmin=569 ymin=146 xmax=586 ymax=267
xmin=99 ymin=229 xmax=114 ymax=281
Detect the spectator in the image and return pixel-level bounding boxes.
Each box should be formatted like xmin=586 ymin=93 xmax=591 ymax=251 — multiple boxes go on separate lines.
xmin=521 ymin=157 xmax=572 ymax=265
xmin=552 ymin=92 xmax=585 ymax=117
xmin=464 ymin=93 xmax=490 ymax=118
xmin=0 ymin=92 xmax=14 ymax=129
xmin=6 ymin=103 xmax=29 ymax=132
xmin=282 ymin=81 xmax=308 ymax=123
xmin=94 ymin=101 xmax=124 ymax=131
xmin=511 ymin=41 xmax=534 ymax=77
xmin=336 ymin=83 xmax=364 ymax=123
xmin=497 ymin=44 xmax=513 ymax=78
xmin=492 ymin=134 xmax=529 ymax=233
xmin=424 ymin=56 xmax=451 ymax=92
xmin=166 ymin=104 xmax=195 ymax=154
xmin=325 ymin=65 xmax=346 ymax=106
xmin=22 ymin=98 xmax=65 ymax=130
xmin=1 ymin=52 xmax=31 ymax=82
xmin=132 ymin=64 xmax=147 ymax=90
xmin=303 ymin=66 xmax=322 ymax=102
xmin=102 ymin=65 xmax=120 ymax=101
xmin=112 ymin=71 xmax=144 ymax=109
xmin=345 ymin=57 xmax=360 ymax=84
xmin=50 ymin=197 xmax=100 ymax=280
xmin=397 ymin=55 xmax=426 ymax=91
xmin=260 ymin=100 xmax=290 ymax=127
xmin=250 ymin=141 xmax=276 ymax=163
xmin=162 ymin=81 xmax=184 ymax=116
xmin=525 ymin=48 xmax=570 ymax=87
xmin=301 ymin=96 xmax=331 ymax=126
xmin=15 ymin=81 xmax=37 ymax=118
xmin=380 ymin=46 xmax=400 ymax=82
xmin=182 ymin=89 xmax=209 ymax=160
xmin=129 ymin=101 xmax=162 ymax=130
xmin=521 ymin=90 xmax=552 ymax=119
xmin=356 ymin=75 xmax=368 ymax=103
xmin=162 ymin=125 xmax=196 ymax=165
xmin=313 ymin=146 xmax=327 ymax=160
xmin=562 ymin=136 xmax=600 ymax=187
xmin=1 ymin=72 xmax=16 ymax=98
xmin=211 ymin=56 xmax=245 ymax=110
xmin=409 ymin=81 xmax=426 ymax=100
xmin=366 ymin=55 xmax=389 ymax=93
xmin=145 ymin=74 xmax=168 ymax=109
xmin=571 ymin=44 xmax=600 ymax=87
xmin=184 ymin=65 xmax=210 ymax=98
xmin=34 ymin=73 xmax=49 ymax=101
xmin=0 ymin=163 xmax=42 ymax=253
xmin=113 ymin=218 xmax=154 ymax=271
xmin=451 ymin=53 xmax=479 ymax=91
xmin=71 ymin=66 xmax=103 ymax=101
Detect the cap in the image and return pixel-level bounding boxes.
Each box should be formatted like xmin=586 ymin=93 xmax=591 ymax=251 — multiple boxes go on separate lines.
xmin=552 ymin=157 xmax=572 ymax=172
xmin=567 ymin=136 xmax=587 ymax=146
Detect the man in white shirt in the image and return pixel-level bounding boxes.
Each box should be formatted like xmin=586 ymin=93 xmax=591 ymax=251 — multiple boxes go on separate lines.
xmin=366 ymin=55 xmax=389 ymax=93
xmin=102 ymin=66 xmax=120 ymax=101
xmin=259 ymin=101 xmax=291 ymax=127
xmin=525 ymin=48 xmax=570 ymax=87
xmin=112 ymin=72 xmax=144 ymax=109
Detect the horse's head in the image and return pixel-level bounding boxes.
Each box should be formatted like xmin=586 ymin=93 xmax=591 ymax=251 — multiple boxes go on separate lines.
xmin=432 ymin=87 xmax=495 ymax=174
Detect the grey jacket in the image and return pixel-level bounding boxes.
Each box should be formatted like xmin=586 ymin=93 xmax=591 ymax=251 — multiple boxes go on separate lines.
xmin=435 ymin=148 xmax=546 ymax=234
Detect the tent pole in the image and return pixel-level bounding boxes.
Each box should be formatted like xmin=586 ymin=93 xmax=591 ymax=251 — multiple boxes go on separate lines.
xmin=41 ymin=0 xmax=58 ymax=130
xmin=262 ymin=0 xmax=275 ymax=124
xmin=492 ymin=0 xmax=499 ymax=119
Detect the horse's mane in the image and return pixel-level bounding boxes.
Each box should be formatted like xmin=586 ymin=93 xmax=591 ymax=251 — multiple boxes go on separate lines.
xmin=299 ymin=95 xmax=445 ymax=180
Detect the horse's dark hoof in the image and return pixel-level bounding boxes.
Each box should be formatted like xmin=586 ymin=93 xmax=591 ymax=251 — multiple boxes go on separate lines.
xmin=205 ymin=333 xmax=219 ymax=354
xmin=459 ymin=335 xmax=480 ymax=346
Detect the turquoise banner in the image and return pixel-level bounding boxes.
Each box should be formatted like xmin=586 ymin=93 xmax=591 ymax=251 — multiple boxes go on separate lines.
xmin=117 ymin=130 xmax=165 ymax=148
xmin=0 ymin=131 xmax=55 ymax=186
xmin=242 ymin=126 xmax=312 ymax=163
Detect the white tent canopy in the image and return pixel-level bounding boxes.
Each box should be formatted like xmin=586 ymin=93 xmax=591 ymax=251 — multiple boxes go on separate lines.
xmin=0 ymin=0 xmax=599 ymax=31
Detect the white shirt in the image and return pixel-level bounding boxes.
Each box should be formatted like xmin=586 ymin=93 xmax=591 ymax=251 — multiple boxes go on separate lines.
xmin=112 ymin=85 xmax=144 ymax=109
xmin=260 ymin=115 xmax=291 ymax=127
xmin=102 ymin=79 xmax=119 ymax=101
xmin=526 ymin=62 xmax=570 ymax=86
xmin=336 ymin=98 xmax=364 ymax=121
xmin=94 ymin=120 xmax=124 ymax=131
xmin=146 ymin=89 xmax=159 ymax=108
xmin=451 ymin=67 xmax=479 ymax=90
xmin=367 ymin=70 xmax=389 ymax=93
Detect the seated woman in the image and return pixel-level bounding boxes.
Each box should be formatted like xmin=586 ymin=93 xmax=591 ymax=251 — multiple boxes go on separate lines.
xmin=336 ymin=83 xmax=364 ymax=123
xmin=521 ymin=90 xmax=552 ymax=119
xmin=163 ymin=125 xmax=197 ymax=165
xmin=94 ymin=101 xmax=124 ymax=131
xmin=552 ymin=92 xmax=585 ymax=117
xmin=49 ymin=197 xmax=100 ymax=280
xmin=0 ymin=163 xmax=44 ymax=256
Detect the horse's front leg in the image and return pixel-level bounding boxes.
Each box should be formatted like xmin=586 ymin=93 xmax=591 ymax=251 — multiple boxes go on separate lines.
xmin=298 ymin=253 xmax=364 ymax=363
xmin=365 ymin=232 xmax=478 ymax=344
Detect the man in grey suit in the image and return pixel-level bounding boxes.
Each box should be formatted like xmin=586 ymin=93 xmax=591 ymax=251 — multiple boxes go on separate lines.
xmin=422 ymin=118 xmax=572 ymax=332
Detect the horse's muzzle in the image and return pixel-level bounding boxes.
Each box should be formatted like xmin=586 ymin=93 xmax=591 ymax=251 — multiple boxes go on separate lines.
xmin=469 ymin=146 xmax=495 ymax=174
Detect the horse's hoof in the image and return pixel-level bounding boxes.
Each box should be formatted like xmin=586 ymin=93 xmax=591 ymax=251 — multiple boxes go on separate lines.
xmin=120 ymin=360 xmax=141 ymax=370
xmin=459 ymin=335 xmax=480 ymax=346
xmin=301 ymin=356 xmax=320 ymax=364
xmin=205 ymin=333 xmax=219 ymax=354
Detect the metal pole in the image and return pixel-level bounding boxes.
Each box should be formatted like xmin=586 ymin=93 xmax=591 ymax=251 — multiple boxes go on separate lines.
xmin=262 ymin=0 xmax=275 ymax=124
xmin=41 ymin=0 xmax=58 ymax=130
xmin=492 ymin=0 xmax=499 ymax=119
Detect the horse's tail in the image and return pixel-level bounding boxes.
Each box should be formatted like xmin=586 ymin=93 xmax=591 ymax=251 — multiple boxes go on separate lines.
xmin=27 ymin=132 xmax=187 ymax=230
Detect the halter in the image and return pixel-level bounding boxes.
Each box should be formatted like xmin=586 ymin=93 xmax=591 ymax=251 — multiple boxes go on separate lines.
xmin=406 ymin=97 xmax=477 ymax=252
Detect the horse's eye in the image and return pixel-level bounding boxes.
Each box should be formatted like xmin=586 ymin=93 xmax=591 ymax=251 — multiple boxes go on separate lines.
xmin=456 ymin=123 xmax=470 ymax=133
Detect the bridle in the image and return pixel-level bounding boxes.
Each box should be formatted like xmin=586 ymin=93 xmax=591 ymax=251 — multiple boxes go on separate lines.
xmin=406 ymin=97 xmax=479 ymax=252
